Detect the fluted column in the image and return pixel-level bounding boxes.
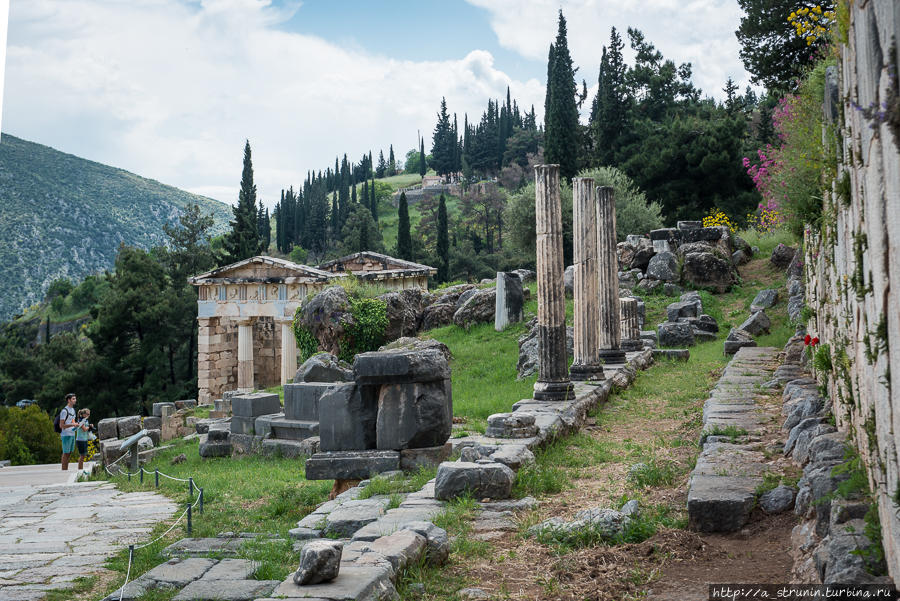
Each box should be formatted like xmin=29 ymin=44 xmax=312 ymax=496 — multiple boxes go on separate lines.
xmin=237 ymin=319 xmax=255 ymax=391
xmin=278 ymin=318 xmax=298 ymax=385
xmin=619 ymin=297 xmax=642 ymax=351
xmin=570 ymin=177 xmax=605 ymax=381
xmin=533 ymin=165 xmax=574 ymax=401
xmin=597 ymin=186 xmax=626 ymax=363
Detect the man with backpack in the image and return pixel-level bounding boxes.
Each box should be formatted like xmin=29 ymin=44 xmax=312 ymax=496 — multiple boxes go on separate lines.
xmin=57 ymin=393 xmax=77 ymax=470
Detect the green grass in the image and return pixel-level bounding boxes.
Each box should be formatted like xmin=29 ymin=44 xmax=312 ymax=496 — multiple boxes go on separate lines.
xmin=736 ymin=227 xmax=796 ymax=258
xmin=91 ymin=436 xmax=332 ymax=600
xmin=357 ymin=466 xmax=437 ymax=499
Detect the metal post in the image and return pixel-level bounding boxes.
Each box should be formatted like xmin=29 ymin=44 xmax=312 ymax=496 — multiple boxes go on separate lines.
xmin=189 ymin=477 xmax=194 ymax=498
xmin=127 ymin=470 xmax=131 ymax=482
xmin=139 ymin=468 xmax=144 ymax=484
xmin=187 ymin=503 xmax=192 ymax=535
xmin=199 ymin=488 xmax=204 ymax=514
xmin=129 ymin=446 xmax=138 ymax=473
xmin=128 ymin=544 xmax=134 ymax=566
xmin=155 ymin=469 xmax=159 ymax=488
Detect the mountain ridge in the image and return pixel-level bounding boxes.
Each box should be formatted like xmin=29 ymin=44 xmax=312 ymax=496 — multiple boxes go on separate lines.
xmin=0 ymin=133 xmax=232 ymax=320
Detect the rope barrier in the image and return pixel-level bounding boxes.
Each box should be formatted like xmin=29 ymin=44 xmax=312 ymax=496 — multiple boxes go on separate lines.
xmin=103 ymin=453 xmax=208 ymax=600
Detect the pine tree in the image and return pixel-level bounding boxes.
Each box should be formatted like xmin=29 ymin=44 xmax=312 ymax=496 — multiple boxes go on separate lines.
xmin=376 ymin=150 xmax=386 ymax=177
xmin=223 ymin=140 xmax=262 ymax=263
xmin=544 ymin=10 xmax=580 ymax=181
xmin=396 ymin=191 xmax=412 ymax=260
xmin=724 ymin=77 xmax=739 ymax=114
xmin=431 ymin=97 xmax=455 ymax=177
xmin=436 ymin=194 xmax=449 ymax=282
xmin=389 ymin=145 xmax=396 ymax=176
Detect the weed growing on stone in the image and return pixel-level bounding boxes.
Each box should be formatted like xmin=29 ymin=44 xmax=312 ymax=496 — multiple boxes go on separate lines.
xmin=357 ymin=466 xmax=436 ymax=499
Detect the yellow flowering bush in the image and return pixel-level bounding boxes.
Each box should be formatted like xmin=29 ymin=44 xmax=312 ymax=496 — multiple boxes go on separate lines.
xmin=702 ymin=208 xmax=737 ymax=233
xmin=788 ymin=5 xmax=835 ymax=46
xmin=746 ymin=207 xmax=782 ymax=233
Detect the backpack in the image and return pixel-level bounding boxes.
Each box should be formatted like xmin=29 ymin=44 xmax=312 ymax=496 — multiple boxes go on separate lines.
xmin=53 ymin=409 xmax=63 ymax=433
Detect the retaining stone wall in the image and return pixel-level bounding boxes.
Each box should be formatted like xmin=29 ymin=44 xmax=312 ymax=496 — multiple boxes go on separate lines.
xmin=804 ymin=1 xmax=900 ymax=581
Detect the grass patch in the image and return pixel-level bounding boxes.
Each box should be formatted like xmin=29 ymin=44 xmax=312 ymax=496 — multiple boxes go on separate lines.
xmin=528 ymin=504 xmax=687 ymax=552
xmin=702 ymin=424 xmax=749 ymax=443
xmin=357 ymin=466 xmax=436 ymax=499
xmin=627 ymin=457 xmax=681 ymax=489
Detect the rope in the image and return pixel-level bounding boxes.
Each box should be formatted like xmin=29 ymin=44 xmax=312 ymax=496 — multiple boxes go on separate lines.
xmin=116 ymin=545 xmax=133 ymax=601
xmin=134 ymin=505 xmax=190 ymax=550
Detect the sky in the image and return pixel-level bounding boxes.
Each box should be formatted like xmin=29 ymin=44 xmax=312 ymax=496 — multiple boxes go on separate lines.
xmin=3 ymin=0 xmax=755 ymax=208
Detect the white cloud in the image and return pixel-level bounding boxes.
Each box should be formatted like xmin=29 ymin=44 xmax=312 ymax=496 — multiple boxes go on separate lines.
xmin=466 ymin=0 xmax=756 ymax=102
xmin=3 ymin=0 xmax=544 ymax=207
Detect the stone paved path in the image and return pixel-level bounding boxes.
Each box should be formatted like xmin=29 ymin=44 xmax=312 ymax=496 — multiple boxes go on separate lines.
xmin=0 ymin=478 xmax=177 ymax=601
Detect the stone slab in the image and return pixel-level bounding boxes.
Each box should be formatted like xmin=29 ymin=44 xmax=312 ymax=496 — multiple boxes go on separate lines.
xmin=173 ymin=579 xmax=279 ymax=601
xmin=318 ymin=383 xmax=377 ymax=452
xmin=231 ymin=393 xmax=281 ymax=418
xmin=271 ymin=565 xmax=395 ymax=600
xmin=352 ymin=349 xmax=450 ymax=384
xmin=305 ymin=451 xmax=401 ymax=481
xmin=163 ymin=537 xmax=246 ymax=558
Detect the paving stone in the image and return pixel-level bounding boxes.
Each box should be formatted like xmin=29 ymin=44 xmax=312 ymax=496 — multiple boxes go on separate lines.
xmin=272 ymin=565 xmax=396 ymax=600
xmin=324 ymin=501 xmax=387 ymax=538
xmin=163 ymin=537 xmax=246 ymax=558
xmin=351 ymin=506 xmax=444 ymax=541
xmin=200 ymin=558 xmax=258 ymax=581
xmin=142 ymin=557 xmax=217 ymax=587
xmin=173 ymin=578 xmax=280 ymax=600
xmin=364 ymin=529 xmax=426 ymax=573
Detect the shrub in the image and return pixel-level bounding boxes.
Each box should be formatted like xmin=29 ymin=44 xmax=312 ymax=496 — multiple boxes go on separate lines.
xmin=0 ymin=405 xmax=59 ymax=465
xmin=339 ymin=297 xmax=389 ymax=363
xmin=578 ymin=166 xmax=664 ymax=240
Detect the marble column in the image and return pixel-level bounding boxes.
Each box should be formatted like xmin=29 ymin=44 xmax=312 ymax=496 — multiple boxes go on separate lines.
xmin=237 ymin=319 xmax=255 ymax=391
xmin=533 ymin=165 xmax=575 ymax=401
xmin=278 ymin=318 xmax=299 ymax=385
xmin=619 ymin=297 xmax=642 ymax=351
xmin=596 ymin=186 xmax=626 ymax=363
xmin=570 ymin=177 xmax=605 ymax=381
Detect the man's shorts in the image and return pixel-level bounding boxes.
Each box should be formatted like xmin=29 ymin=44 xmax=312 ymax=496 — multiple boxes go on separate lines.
xmin=61 ymin=435 xmax=76 ymax=454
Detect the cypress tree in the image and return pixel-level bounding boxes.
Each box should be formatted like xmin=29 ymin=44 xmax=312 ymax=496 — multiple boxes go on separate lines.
xmin=396 ymin=191 xmax=412 ymax=260
xmin=223 ymin=140 xmax=262 ymax=262
xmin=351 ymin=177 xmax=357 ymax=205
xmin=330 ymin=192 xmax=340 ymax=240
xmin=370 ymin=175 xmax=378 ymax=223
xmin=436 ymin=194 xmax=449 ymax=282
xmin=389 ymin=145 xmax=396 ymax=175
xmin=544 ymin=10 xmax=580 ymax=181
xmin=419 ymin=137 xmax=426 ymax=177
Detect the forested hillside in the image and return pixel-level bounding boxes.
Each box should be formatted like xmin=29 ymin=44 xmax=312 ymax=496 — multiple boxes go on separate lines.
xmin=0 ymin=134 xmax=231 ymax=319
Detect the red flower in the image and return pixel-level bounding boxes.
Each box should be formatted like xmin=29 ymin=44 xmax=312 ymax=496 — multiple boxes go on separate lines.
xmin=804 ymin=334 xmax=811 ymax=345
xmin=811 ymin=337 xmax=819 ymax=346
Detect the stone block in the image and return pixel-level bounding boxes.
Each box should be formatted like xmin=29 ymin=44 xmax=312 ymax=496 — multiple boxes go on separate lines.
xmin=494 ymin=272 xmax=524 ymax=331
xmin=97 ymin=418 xmax=118 ymax=441
xmin=261 ymin=438 xmax=319 ymax=459
xmin=293 ymin=539 xmax=343 ymax=585
xmin=646 ymin=251 xmax=679 ymax=282
xmin=228 ymin=433 xmax=262 ymax=455
xmin=142 ymin=416 xmax=162 ymax=431
xmin=117 ymin=416 xmax=141 ymax=438
xmin=681 ymin=227 xmax=723 ymax=243
xmin=324 ymin=500 xmax=388 ymax=537
xmin=231 ymin=392 xmax=281 ymax=418
xmin=318 ymin=383 xmax=377 ymax=452
xmin=152 ymin=402 xmax=176 ymax=417
xmin=657 ymin=322 xmax=695 ymax=347
xmin=267 ymin=416 xmax=319 ymax=441
xmin=739 ymin=310 xmax=771 ymax=336
xmin=284 ymin=382 xmax=334 ymax=421
xmin=199 ymin=437 xmax=232 ymax=458
xmin=230 ymin=415 xmax=256 ymax=435
xmin=652 ymin=349 xmax=690 ymax=361
xmin=208 ymin=429 xmax=230 ymax=442
xmin=484 ymin=412 xmax=538 ymax=438
xmin=399 ymin=444 xmax=452 ymax=471
xmin=434 ymin=461 xmax=515 ymax=501
xmin=145 ymin=428 xmax=161 ymax=446
xmin=100 ymin=438 xmax=125 ymax=465
xmin=649 ymin=228 xmax=682 ymax=243
xmin=677 ymin=220 xmax=702 ymax=230
xmin=724 ymin=328 xmax=757 ymax=355
xmin=305 ymin=450 xmax=401 ymax=480
xmin=353 ymin=348 xmax=450 ymax=384
xmin=375 ymin=380 xmax=452 ymax=450
xmin=666 ymin=300 xmax=698 ymax=321
xmin=294 ymin=353 xmax=354 ymax=383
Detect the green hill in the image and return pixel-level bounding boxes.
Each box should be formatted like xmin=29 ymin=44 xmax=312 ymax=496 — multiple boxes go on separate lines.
xmin=0 ymin=133 xmax=232 ymax=320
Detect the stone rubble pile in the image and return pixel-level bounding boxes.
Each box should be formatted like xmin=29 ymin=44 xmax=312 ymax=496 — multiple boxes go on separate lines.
xmin=655 ymin=291 xmax=719 ymax=348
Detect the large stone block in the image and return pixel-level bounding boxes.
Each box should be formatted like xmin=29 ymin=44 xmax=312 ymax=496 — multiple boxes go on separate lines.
xmin=267 ymin=416 xmax=319 ymax=441
xmin=142 ymin=416 xmax=162 ymax=431
xmin=375 ymin=380 xmax=452 ymax=450
xmin=284 ymin=382 xmax=334 ymax=421
xmin=293 ymin=540 xmax=342 ymax=585
xmin=681 ymin=227 xmax=723 ymax=243
xmin=97 ymin=418 xmax=118 ymax=441
xmin=152 ymin=402 xmax=176 ymax=417
xmin=434 ymin=461 xmax=515 ymax=501
xmin=318 ymin=383 xmax=377 ymax=451
xmin=353 ymin=349 xmax=450 ymax=385
xmin=399 ymin=444 xmax=452 ymax=471
xmin=293 ymin=353 xmax=353 ymax=383
xmin=231 ymin=392 xmax=281 ymax=418
xmin=230 ymin=415 xmax=256 ymax=435
xmin=657 ymin=322 xmax=695 ymax=347
xmin=117 ymin=416 xmax=141 ymax=438
xmin=305 ymin=450 xmax=401 ymax=480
